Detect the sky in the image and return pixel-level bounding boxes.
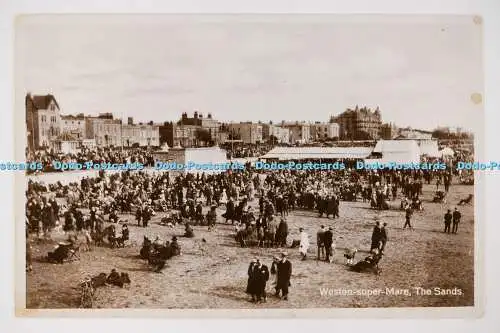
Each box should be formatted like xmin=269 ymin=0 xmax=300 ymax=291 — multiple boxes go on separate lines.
xmin=15 ymin=15 xmax=483 ymax=132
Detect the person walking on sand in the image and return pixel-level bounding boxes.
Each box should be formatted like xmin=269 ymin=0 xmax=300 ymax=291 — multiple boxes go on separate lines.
xmin=316 ymin=225 xmax=326 ymax=261
xmin=246 ymin=259 xmax=257 ymax=302
xmin=380 ymin=222 xmax=388 ymax=253
xmin=276 ymin=252 xmax=292 ymax=301
xmin=299 ymin=227 xmax=309 ymax=261
xmin=371 ymin=221 xmax=382 ymax=251
xmin=452 ymin=208 xmax=462 ymax=234
xmin=253 ymin=259 xmax=270 ymax=303
xmin=324 ymin=227 xmax=334 ymax=263
xmin=444 ymin=209 xmax=452 ymax=234
xmin=403 ymin=205 xmax=414 ymax=230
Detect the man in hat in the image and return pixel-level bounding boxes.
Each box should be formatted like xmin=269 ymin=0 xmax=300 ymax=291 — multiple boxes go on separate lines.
xmin=380 ymin=222 xmax=388 ymax=253
xmin=276 ymin=252 xmax=292 ymax=300
xmin=316 ymin=225 xmax=326 ymax=260
xmin=403 ymin=204 xmax=413 ymax=230
xmin=444 ymin=209 xmax=453 ymax=234
xmin=224 ymin=197 xmax=236 ymax=224
xmin=135 ymin=205 xmax=143 ymax=227
xmin=452 ymin=207 xmax=462 ymax=234
xmin=371 ymin=221 xmax=382 ymax=251
xmin=195 ymin=200 xmax=204 ymax=225
xmin=324 ymin=226 xmax=334 ymax=262
xmin=121 ymin=224 xmax=129 ymax=242
xmin=253 ymin=259 xmax=270 ymax=303
xmin=207 ymin=205 xmax=217 ymax=231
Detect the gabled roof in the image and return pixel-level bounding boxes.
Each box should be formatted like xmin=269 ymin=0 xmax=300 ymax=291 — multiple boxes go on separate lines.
xmin=28 ymin=94 xmax=60 ymax=110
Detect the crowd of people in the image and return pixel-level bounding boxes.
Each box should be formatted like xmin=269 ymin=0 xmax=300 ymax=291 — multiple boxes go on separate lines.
xmin=222 ymin=143 xmax=274 ymax=159
xmin=25 ymin=147 xmax=156 ymax=173
xmin=25 ymin=154 xmax=469 ymax=302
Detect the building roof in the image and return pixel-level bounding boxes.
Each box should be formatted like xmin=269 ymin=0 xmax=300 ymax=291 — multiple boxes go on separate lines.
xmin=28 ymin=94 xmax=60 ymax=110
xmin=373 ymin=140 xmax=420 ymax=153
xmin=261 ymin=146 xmax=373 ymax=160
xmin=61 ymin=114 xmax=85 ymax=120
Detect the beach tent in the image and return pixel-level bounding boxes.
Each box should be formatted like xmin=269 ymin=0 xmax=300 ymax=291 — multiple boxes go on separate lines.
xmin=418 ymin=140 xmax=440 ymax=157
xmin=369 ymin=140 xmax=421 ymax=164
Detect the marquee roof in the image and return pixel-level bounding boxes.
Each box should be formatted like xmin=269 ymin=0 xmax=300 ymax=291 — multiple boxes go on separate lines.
xmin=260 ymin=146 xmax=373 ymax=160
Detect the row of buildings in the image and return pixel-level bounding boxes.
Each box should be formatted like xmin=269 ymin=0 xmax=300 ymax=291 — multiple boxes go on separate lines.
xmin=160 ymin=115 xmax=341 ymax=147
xmin=26 ymin=93 xmax=160 ymax=153
xmin=26 ymin=93 xmax=433 ymax=153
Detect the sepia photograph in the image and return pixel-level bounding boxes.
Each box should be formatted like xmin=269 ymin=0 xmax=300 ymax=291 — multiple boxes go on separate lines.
xmin=15 ymin=14 xmax=483 ymax=315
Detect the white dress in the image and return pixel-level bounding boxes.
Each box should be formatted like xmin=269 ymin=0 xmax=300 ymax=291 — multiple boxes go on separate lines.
xmin=299 ymin=231 xmax=310 ymax=255
xmin=220 ymin=189 xmax=228 ymax=205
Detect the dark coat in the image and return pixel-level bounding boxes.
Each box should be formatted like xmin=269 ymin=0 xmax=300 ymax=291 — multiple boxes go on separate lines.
xmin=380 ymin=227 xmax=388 ymax=242
xmin=225 ymin=200 xmax=235 ymax=219
xmin=326 ymin=198 xmax=336 ymax=214
xmin=276 ymin=259 xmax=292 ymax=288
xmin=371 ymin=225 xmax=382 ymax=249
xmin=253 ymin=264 xmax=270 ymax=292
xmin=324 ymin=230 xmax=333 ymax=247
xmin=246 ymin=262 xmax=257 ymax=294
xmin=277 ymin=220 xmax=288 ymax=235
xmin=371 ymin=226 xmax=382 ymax=242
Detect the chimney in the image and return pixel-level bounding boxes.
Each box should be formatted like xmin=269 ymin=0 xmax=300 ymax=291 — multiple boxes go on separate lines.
xmin=128 ymin=117 xmax=133 ymax=125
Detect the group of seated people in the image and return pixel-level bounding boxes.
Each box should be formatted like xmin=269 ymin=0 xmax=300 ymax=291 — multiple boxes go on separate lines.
xmin=47 ymin=235 xmax=79 ymax=264
xmin=88 ymin=269 xmax=131 ymax=289
xmin=400 ymin=196 xmax=423 ymax=211
xmin=350 ymin=248 xmax=384 ymax=274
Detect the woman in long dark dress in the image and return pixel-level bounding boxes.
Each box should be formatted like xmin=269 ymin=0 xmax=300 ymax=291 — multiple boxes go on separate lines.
xmin=246 ymin=259 xmax=257 ymax=301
